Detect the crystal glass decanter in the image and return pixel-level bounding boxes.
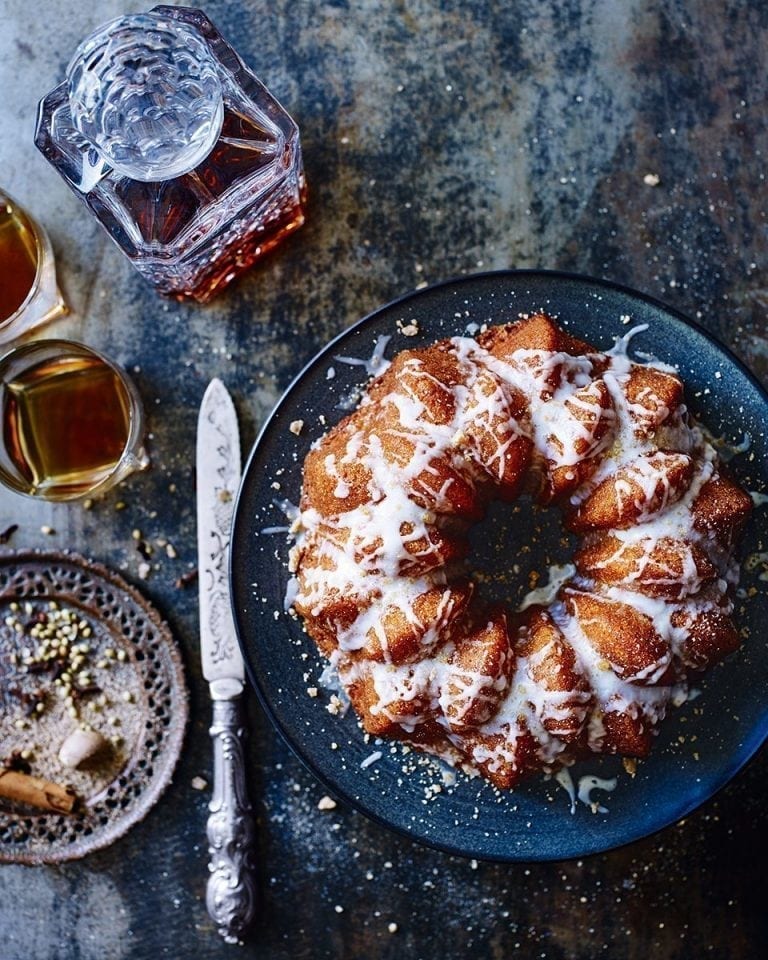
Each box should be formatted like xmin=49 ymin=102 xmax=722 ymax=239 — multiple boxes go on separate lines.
xmin=35 ymin=5 xmax=306 ymax=302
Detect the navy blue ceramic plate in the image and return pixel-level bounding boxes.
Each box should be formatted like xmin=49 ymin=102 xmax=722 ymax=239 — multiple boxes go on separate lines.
xmin=231 ymin=270 xmax=768 ymax=862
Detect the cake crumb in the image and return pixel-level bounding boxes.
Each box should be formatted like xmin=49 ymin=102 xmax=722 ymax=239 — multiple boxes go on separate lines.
xmin=306 ymin=686 xmax=319 ymax=698
xmin=643 ymin=172 xmax=661 ymax=186
xmin=318 ymin=795 xmax=337 ymax=811
xmin=622 ymin=757 xmax=637 ymax=777
xmin=191 ymin=776 xmax=208 ymax=790
xmin=289 ymin=419 xmax=305 ymax=436
xmin=388 ymin=922 xmax=398 ymax=934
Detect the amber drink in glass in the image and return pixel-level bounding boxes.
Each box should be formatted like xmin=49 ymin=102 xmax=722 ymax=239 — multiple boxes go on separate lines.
xmin=0 ymin=340 xmax=147 ymax=500
xmin=0 ymin=190 xmax=67 ymax=343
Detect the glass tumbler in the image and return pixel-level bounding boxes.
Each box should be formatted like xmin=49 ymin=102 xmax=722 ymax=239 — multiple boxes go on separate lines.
xmin=0 ymin=190 xmax=67 ymax=343
xmin=0 ymin=340 xmax=148 ymax=500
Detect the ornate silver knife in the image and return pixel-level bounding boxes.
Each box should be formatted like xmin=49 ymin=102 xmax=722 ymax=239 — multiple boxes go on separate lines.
xmin=196 ymin=378 xmax=256 ymax=944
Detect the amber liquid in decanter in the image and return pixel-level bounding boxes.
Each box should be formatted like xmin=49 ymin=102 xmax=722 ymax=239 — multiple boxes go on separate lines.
xmin=35 ymin=5 xmax=306 ymax=303
xmin=112 ymin=104 xmax=306 ymax=302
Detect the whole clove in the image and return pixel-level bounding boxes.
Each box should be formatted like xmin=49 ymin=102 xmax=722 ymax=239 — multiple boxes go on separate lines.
xmin=70 ymin=682 xmax=102 ymax=702
xmin=136 ymin=539 xmax=152 ymax=561
xmin=22 ymin=690 xmax=46 ymax=717
xmin=174 ymin=569 xmax=198 ymax=589
xmin=2 ymin=751 xmax=32 ymax=775
xmin=7 ymin=686 xmax=46 ymax=716
xmin=0 ymin=523 xmax=19 ymax=544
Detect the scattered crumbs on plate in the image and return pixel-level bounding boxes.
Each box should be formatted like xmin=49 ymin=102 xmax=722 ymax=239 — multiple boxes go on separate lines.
xmin=622 ymin=757 xmax=637 ymax=777
xmin=397 ymin=318 xmax=419 ymax=337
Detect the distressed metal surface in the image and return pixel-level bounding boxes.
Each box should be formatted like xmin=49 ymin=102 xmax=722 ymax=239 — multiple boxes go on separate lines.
xmin=0 ymin=0 xmax=767 ymax=957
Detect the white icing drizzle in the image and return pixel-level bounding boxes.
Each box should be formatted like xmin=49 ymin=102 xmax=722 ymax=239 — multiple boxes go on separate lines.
xmin=360 ymin=751 xmax=383 ymax=769
xmin=335 ymin=334 xmax=392 ymax=376
xmin=283 ymin=575 xmax=299 ymax=612
xmin=606 ymin=323 xmax=650 ymax=358
xmin=708 ymin=431 xmax=751 ymax=463
xmin=577 ymin=774 xmax=618 ymax=813
xmin=288 ymin=318 xmax=748 ymax=787
xmin=554 ymin=767 xmax=618 ymax=815
xmin=275 ymin=498 xmax=300 ymax=522
xmin=555 ymin=768 xmax=578 ymax=814
xmin=520 ymin=565 xmax=578 ymax=610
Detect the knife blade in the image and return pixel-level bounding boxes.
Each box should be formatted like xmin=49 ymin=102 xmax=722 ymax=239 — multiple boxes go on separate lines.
xmin=196 ymin=377 xmax=256 ymax=945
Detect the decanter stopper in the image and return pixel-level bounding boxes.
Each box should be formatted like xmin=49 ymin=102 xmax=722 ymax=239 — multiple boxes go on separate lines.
xmin=67 ymin=13 xmax=224 ymax=182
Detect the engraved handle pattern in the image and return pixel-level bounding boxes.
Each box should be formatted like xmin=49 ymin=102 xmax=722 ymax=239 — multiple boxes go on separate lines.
xmin=206 ymin=698 xmax=256 ymax=944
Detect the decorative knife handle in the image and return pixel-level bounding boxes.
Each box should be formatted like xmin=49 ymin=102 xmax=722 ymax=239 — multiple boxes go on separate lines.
xmin=206 ymin=697 xmax=257 ymax=944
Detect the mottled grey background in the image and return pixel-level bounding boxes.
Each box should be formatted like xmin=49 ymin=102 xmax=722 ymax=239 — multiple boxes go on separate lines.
xmin=1 ymin=0 xmax=767 ymax=958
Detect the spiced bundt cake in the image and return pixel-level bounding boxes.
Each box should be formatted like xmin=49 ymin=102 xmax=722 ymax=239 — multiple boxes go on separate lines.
xmin=288 ymin=314 xmax=752 ymax=789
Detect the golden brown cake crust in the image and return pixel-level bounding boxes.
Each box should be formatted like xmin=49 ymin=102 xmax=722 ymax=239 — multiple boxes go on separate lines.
xmin=289 ymin=313 xmax=751 ymax=788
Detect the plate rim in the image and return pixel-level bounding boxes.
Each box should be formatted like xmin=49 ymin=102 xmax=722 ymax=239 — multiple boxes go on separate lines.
xmin=231 ymin=268 xmax=768 ymax=862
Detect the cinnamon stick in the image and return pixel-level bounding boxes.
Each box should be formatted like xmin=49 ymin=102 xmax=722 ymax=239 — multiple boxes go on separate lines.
xmin=0 ymin=769 xmax=77 ymax=813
